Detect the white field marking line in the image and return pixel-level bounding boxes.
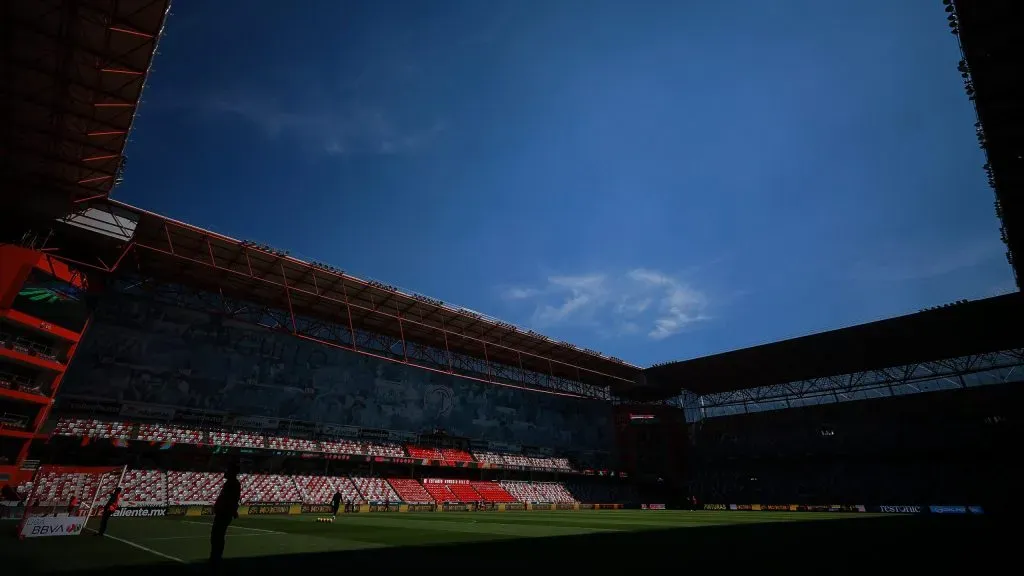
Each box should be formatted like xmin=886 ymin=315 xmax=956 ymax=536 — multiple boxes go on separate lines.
xmin=180 ymin=519 xmax=285 ymax=534
xmin=146 ymin=533 xmax=277 ymax=541
xmin=85 ymin=527 xmax=186 ymax=564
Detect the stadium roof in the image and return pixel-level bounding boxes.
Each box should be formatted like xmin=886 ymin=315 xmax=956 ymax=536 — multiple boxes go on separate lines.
xmin=43 ymin=199 xmax=643 ymax=394
xmin=641 ymin=292 xmax=1024 ymax=398
xmin=1 ymin=0 xmax=169 ymax=236
xmin=952 ymin=0 xmax=1023 ymax=288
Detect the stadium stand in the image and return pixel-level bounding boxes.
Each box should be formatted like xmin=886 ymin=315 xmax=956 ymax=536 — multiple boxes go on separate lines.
xmin=406 ymin=445 xmax=476 ymax=463
xmin=470 ymin=481 xmax=517 ymax=503
xmin=499 ymin=480 xmax=577 ymax=504
xmin=166 ymin=471 xmax=223 ymax=505
xmin=267 ymin=436 xmax=320 ymax=452
xmin=293 ymin=475 xmax=361 ymax=504
xmin=53 ymin=418 xmax=132 ymax=439
xmin=388 ymin=478 xmax=434 ymax=503
xmin=137 ymin=423 xmax=204 ymax=444
xmin=240 ymin=474 xmax=302 ymax=504
xmin=210 ymin=430 xmax=264 ymax=449
xmin=27 ymin=468 xmax=119 ymax=506
xmin=421 ymin=480 xmax=456 ymax=503
xmin=50 ymin=417 xmax=578 ymax=472
xmin=353 ymin=476 xmax=400 ymax=503
xmin=440 ymin=448 xmax=475 ymax=462
xmin=120 ymin=469 xmax=167 ymax=507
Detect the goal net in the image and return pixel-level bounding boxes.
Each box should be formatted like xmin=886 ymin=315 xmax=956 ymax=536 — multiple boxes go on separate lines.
xmin=17 ymin=465 xmax=126 ymax=539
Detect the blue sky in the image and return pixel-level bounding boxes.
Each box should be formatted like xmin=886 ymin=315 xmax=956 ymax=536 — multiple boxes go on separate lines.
xmin=117 ymin=0 xmax=1014 ymax=367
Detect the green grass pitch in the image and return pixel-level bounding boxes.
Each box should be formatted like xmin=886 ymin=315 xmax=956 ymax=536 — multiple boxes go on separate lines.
xmin=0 ymin=510 xmax=998 ymax=574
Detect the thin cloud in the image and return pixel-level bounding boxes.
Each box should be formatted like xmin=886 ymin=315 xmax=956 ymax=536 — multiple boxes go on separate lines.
xmin=857 ymin=236 xmax=1006 ymax=283
xmin=204 ymin=94 xmax=444 ymax=157
xmin=503 ymin=269 xmax=711 ymax=340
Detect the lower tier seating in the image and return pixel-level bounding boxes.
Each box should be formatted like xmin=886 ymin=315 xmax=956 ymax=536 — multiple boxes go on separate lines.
xmin=388 ymin=478 xmax=433 ymax=503
xmin=121 ymin=469 xmax=167 ymax=506
xmin=240 ymin=474 xmax=302 ymax=503
xmin=167 ymin=471 xmax=224 ymax=505
xmin=353 ymin=476 xmax=399 ymax=502
xmin=470 ymin=481 xmax=517 ymax=503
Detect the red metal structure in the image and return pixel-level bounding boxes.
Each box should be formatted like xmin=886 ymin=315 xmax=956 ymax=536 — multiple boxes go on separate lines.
xmin=0 ymin=246 xmax=91 ymax=475
xmin=1 ymin=0 xmax=170 ymax=238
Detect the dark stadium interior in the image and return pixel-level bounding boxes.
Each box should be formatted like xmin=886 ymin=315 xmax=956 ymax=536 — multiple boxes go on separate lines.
xmin=1 ymin=0 xmax=1022 ymax=569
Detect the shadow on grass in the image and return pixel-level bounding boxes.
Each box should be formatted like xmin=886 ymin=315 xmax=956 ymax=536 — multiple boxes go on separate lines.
xmin=7 ymin=514 xmax=1006 ymax=575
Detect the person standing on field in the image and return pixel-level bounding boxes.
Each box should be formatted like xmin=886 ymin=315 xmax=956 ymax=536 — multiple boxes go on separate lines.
xmin=209 ymin=462 xmax=241 ymax=570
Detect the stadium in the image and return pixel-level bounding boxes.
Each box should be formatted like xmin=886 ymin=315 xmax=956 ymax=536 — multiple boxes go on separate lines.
xmin=0 ymin=0 xmax=1019 ymax=572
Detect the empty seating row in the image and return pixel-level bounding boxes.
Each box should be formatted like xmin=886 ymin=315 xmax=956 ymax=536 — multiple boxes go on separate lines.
xmin=17 ymin=470 xmax=578 ymax=507
xmin=51 ymin=418 xmax=574 ymax=471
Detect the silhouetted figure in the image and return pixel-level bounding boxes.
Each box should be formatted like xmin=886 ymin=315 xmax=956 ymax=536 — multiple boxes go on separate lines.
xmin=67 ymin=496 xmax=80 ymax=516
xmin=210 ymin=463 xmax=241 ymax=570
xmin=331 ymin=490 xmax=342 ymax=517
xmin=97 ymin=487 xmax=122 ymax=536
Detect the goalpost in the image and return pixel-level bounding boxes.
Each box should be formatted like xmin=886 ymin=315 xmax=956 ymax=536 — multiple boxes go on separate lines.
xmin=17 ymin=465 xmax=127 ymax=539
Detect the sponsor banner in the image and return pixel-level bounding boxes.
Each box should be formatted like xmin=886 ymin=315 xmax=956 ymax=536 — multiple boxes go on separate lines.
xmin=175 ymin=410 xmax=226 ymax=426
xmin=404 ymin=504 xmax=433 ymax=513
xmin=968 ymin=506 xmax=984 ymax=514
xmin=423 ymin=478 xmax=470 ymax=484
xmin=387 ymin=430 xmax=417 ymax=442
xmin=20 ymin=516 xmax=86 ymax=538
xmin=929 ymin=505 xmax=967 ymax=514
xmin=595 ymin=504 xmax=622 ymax=510
xmin=530 ymin=503 xmax=553 ymax=511
xmin=503 ymin=503 xmax=526 ymax=511
xmin=320 ymin=424 xmax=360 ymax=438
xmin=555 ymin=503 xmax=577 ymax=511
xmin=302 ymin=504 xmax=333 ymax=514
xmin=112 ymin=506 xmax=167 ymax=518
xmin=578 ymin=503 xmax=595 ymax=510
xmin=879 ymin=505 xmax=923 ymax=514
xmin=442 ymin=503 xmax=469 ymax=512
xmin=119 ymin=403 xmax=175 ymax=421
xmin=641 ymin=504 xmax=667 ymax=510
xmin=243 ymin=504 xmax=291 ymax=516
xmin=227 ymin=416 xmax=279 ymax=430
xmin=184 ymin=505 xmax=215 ymax=517
xmin=704 ymin=504 xmax=727 ymax=511
xmin=65 ymin=398 xmax=120 ymax=416
xmin=735 ymin=504 xmax=753 ymax=511
xmin=166 ymin=505 xmax=188 ymax=516
xmin=359 ymin=428 xmax=390 ymax=440
xmin=760 ymin=504 xmax=790 ymax=511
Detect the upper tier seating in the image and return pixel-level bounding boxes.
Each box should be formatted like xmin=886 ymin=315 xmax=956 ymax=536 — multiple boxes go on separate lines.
xmin=471 ymin=451 xmax=505 ymax=466
xmin=54 ymin=418 xmax=132 ymax=439
xmin=352 ymin=476 xmax=399 ymax=502
xmin=406 ymin=445 xmax=475 ymax=463
xmin=49 ymin=417 xmax=574 ymax=472
xmin=268 ymin=436 xmax=320 ymax=452
xmin=121 ymin=469 xmax=167 ymax=506
xmin=440 ymin=448 xmax=475 ymax=462
xmin=138 ymin=423 xmax=204 ymax=445
xmin=388 ymin=478 xmax=433 ymax=503
xmin=166 ymin=471 xmax=223 ymax=505
xmin=209 ymin=430 xmax=264 ymax=449
xmin=406 ymin=445 xmax=440 ymax=459
xmin=470 ymin=481 xmax=517 ymax=503
xmin=240 ymin=474 xmax=302 ymax=503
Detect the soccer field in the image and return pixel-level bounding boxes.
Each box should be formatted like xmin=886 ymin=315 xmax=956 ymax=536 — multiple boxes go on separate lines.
xmin=1 ymin=510 xmax=996 ymax=574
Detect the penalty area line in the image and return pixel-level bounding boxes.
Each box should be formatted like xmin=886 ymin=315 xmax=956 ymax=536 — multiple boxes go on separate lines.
xmin=85 ymin=528 xmax=187 ymax=564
